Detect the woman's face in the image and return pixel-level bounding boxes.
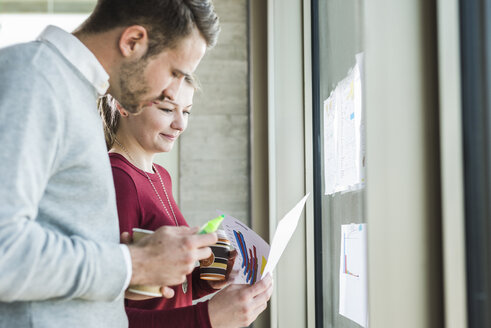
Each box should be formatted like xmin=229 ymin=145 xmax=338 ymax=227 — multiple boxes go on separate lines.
xmin=124 ymin=83 xmax=194 ymax=154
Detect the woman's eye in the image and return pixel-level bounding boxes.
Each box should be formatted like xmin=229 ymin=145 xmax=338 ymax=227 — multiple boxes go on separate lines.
xmin=184 ymin=111 xmax=191 ymax=116
xmin=159 ymin=107 xmax=173 ymax=113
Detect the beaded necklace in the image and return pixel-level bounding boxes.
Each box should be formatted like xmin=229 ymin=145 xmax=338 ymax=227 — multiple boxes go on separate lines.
xmin=114 ymin=138 xmax=178 ymax=226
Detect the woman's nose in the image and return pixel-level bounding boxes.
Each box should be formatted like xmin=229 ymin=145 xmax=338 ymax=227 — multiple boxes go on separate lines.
xmin=171 ymin=113 xmax=185 ymax=131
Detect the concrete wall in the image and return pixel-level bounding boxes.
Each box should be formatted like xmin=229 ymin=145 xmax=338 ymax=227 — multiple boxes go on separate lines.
xmin=179 ymin=0 xmax=250 ymax=227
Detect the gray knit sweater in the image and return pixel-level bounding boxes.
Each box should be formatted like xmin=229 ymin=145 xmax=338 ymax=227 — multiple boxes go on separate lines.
xmin=0 ymin=30 xmax=128 ymax=327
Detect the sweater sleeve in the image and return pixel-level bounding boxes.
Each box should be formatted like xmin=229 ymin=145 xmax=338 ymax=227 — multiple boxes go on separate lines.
xmin=111 ymin=166 xmax=142 ymax=235
xmin=126 ymin=301 xmax=212 ymax=328
xmin=192 ymin=268 xmax=218 ymax=300
xmin=0 ymin=54 xmax=127 ymax=302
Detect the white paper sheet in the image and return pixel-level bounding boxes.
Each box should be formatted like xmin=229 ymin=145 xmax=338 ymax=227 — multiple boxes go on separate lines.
xmin=323 ymin=53 xmax=366 ymax=195
xmin=338 ymin=74 xmax=357 ymax=188
xmin=324 ymin=96 xmax=338 ymax=195
xmin=339 ymin=223 xmax=368 ymax=327
xmin=219 ymin=194 xmax=309 ymax=284
xmin=262 ymin=194 xmax=310 ymax=277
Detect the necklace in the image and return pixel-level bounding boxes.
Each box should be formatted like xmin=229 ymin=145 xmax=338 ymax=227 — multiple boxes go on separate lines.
xmin=114 ymin=138 xmax=188 ymax=293
xmin=113 ymin=138 xmax=179 ymax=227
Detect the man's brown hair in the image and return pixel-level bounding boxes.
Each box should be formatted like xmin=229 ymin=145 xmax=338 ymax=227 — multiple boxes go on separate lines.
xmin=79 ymin=0 xmax=220 ymax=58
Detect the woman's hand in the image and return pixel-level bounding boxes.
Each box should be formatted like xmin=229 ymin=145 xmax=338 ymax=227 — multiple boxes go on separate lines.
xmin=207 ymin=250 xmax=238 ymax=290
xmin=208 ymin=274 xmax=273 ymax=328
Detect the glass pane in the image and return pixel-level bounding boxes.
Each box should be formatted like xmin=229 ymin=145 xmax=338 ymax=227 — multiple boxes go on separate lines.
xmin=313 ymin=0 xmax=366 ymax=327
xmin=460 ymin=0 xmax=491 ymax=326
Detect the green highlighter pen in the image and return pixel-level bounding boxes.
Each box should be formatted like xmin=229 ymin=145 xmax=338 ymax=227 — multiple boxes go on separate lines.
xmin=198 ymin=215 xmax=225 ymax=234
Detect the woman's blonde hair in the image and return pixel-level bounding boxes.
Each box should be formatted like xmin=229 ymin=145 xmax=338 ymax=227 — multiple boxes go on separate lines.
xmin=98 ymin=75 xmax=198 ymax=150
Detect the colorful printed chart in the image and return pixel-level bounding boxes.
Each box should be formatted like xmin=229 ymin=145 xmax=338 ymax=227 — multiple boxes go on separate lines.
xmin=219 ymin=194 xmax=309 ymax=285
xmin=220 ymin=215 xmax=270 ymax=285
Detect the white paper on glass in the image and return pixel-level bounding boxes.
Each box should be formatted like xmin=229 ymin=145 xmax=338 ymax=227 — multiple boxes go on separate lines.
xmin=219 ymin=194 xmax=309 ymax=284
xmin=339 ymin=223 xmax=368 ymax=327
xmin=323 ymin=53 xmax=366 ymax=195
xmin=323 ymin=95 xmax=337 ymax=195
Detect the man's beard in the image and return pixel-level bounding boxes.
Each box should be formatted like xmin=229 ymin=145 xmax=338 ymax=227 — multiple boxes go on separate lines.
xmin=117 ymin=59 xmax=150 ymax=114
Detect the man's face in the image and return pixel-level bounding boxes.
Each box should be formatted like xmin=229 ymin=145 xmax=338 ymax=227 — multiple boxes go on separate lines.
xmin=116 ymin=28 xmax=206 ymax=114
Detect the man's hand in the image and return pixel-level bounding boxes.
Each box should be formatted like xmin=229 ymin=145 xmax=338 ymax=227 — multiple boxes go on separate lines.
xmin=121 ymin=231 xmax=176 ymax=300
xmin=128 ymin=226 xmax=217 ymax=287
xmin=124 ymin=286 xmax=175 ymax=300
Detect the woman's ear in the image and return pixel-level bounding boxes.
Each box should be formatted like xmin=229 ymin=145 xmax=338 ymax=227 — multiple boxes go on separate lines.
xmin=118 ymin=25 xmax=148 ymax=59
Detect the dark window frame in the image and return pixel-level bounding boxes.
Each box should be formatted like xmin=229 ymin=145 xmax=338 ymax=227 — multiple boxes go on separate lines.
xmin=460 ymin=0 xmax=491 ymax=326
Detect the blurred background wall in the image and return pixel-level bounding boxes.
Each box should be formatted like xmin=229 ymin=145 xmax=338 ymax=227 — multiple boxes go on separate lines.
xmin=178 ymin=0 xmax=250 ymax=227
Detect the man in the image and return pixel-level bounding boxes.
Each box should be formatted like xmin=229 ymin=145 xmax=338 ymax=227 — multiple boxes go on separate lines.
xmin=0 ymin=1 xmax=220 ymax=327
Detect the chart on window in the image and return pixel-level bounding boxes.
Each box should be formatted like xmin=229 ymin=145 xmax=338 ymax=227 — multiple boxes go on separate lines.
xmin=339 ymin=223 xmax=368 ymax=327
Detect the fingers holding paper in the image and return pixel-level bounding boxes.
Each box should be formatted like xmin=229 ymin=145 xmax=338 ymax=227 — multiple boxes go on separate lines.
xmin=208 ymin=274 xmax=274 ymax=328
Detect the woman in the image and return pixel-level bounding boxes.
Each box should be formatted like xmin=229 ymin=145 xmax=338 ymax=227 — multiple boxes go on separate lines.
xmin=99 ymin=76 xmax=273 ymax=328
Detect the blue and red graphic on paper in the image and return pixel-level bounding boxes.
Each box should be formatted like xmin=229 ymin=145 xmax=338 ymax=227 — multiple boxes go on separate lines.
xmin=233 ymin=230 xmax=258 ymax=285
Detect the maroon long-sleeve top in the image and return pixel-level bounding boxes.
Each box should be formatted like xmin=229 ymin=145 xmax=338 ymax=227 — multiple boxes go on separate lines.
xmin=110 ymin=153 xmax=216 ymax=328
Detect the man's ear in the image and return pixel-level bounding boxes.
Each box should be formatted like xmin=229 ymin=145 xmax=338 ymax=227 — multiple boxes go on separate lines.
xmin=115 ymin=102 xmax=129 ymax=117
xmin=118 ymin=25 xmax=148 ymax=59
